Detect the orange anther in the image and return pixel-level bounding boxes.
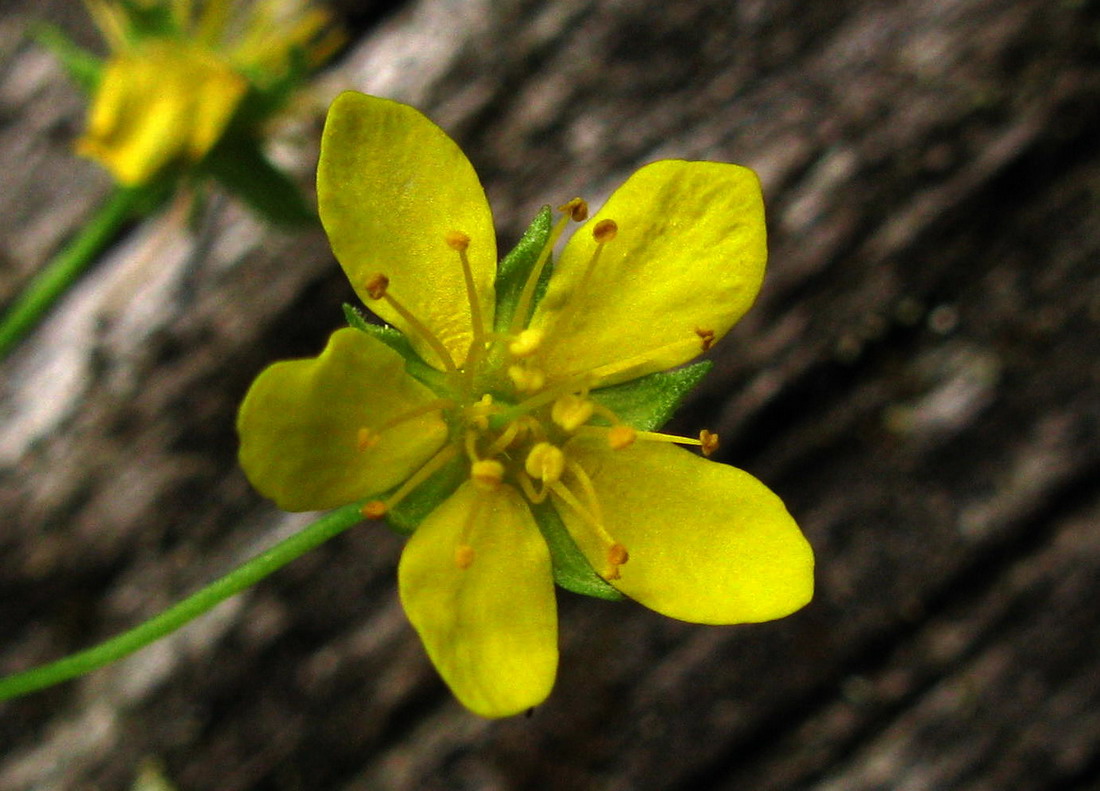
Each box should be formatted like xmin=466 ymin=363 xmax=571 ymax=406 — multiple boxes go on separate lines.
xmin=695 ymin=327 xmax=716 ymax=352
xmin=559 ymin=197 xmax=589 ymax=222
xmin=593 ymin=219 xmax=618 ymax=243
xmin=445 ymin=230 xmax=471 ymax=251
xmin=607 ymin=542 xmax=630 ymax=567
xmin=608 ymin=425 xmax=637 ymax=450
xmin=455 ymin=544 xmax=475 ymax=569
xmin=699 ymin=429 xmax=720 ymax=457
xmin=365 ymin=273 xmax=390 ymax=300
xmin=361 ymin=501 xmax=387 ymax=520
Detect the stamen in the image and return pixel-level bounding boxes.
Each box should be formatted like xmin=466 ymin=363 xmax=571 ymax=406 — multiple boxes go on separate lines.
xmin=363 ymin=273 xmax=458 ymax=373
xmin=483 ymin=418 xmax=528 ymax=457
xmin=699 ymin=429 xmax=720 ymax=457
xmin=361 ymin=500 xmax=387 ymax=520
xmin=516 ymin=470 xmax=549 ymax=504
xmin=356 ymin=398 xmax=454 ymax=452
xmin=608 ymin=425 xmax=637 ymax=449
xmin=471 ymin=459 xmax=505 ymax=491
xmin=555 ymin=459 xmax=628 ymax=580
xmin=509 ymin=328 xmax=544 ymax=358
xmin=581 ymin=331 xmax=718 ymax=385
xmin=605 ymin=543 xmax=630 ymax=580
xmin=359 ymin=444 xmax=459 ymax=520
xmin=592 ymin=219 xmax=618 ymax=243
xmin=356 ymin=427 xmax=376 ymax=452
xmin=551 ymin=394 xmax=594 ymax=433
xmin=454 ymin=544 xmax=475 ymax=570
xmin=558 ymin=197 xmax=589 ymax=222
xmin=446 ymin=230 xmax=487 ymax=364
xmin=539 ymin=217 xmax=617 ymax=346
xmin=454 ymin=489 xmax=486 ymax=569
xmin=695 ymin=327 xmax=716 ymax=352
xmin=508 ymin=364 xmax=546 ymax=393
xmin=525 ymin=442 xmax=565 ymax=485
xmin=508 ymin=200 xmax=588 ymax=335
xmin=466 ymin=393 xmax=496 ymax=430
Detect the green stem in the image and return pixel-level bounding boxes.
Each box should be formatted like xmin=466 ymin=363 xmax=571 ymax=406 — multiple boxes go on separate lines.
xmin=0 ymin=186 xmax=153 ymax=359
xmin=0 ymin=503 xmax=365 ymax=702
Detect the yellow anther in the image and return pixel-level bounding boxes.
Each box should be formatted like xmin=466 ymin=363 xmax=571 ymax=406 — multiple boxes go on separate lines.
xmin=608 ymin=425 xmax=637 ymax=450
xmin=695 ymin=327 xmax=716 ymax=352
xmin=471 ymin=459 xmax=505 ymax=492
xmin=525 ymin=442 xmax=565 ymax=485
xmin=365 ymin=273 xmax=389 ymax=300
xmin=445 ymin=229 xmax=470 ymax=251
xmin=454 ymin=544 xmax=475 ymax=569
xmin=361 ymin=501 xmax=387 ymax=520
xmin=508 ymin=328 xmax=544 ymax=358
xmin=558 ymin=197 xmax=589 ymax=222
xmin=699 ymin=429 xmax=720 ymax=457
xmin=551 ymin=394 xmax=595 ymax=433
xmin=356 ymin=427 xmax=377 ymax=452
xmin=509 ymin=364 xmax=546 ymax=393
xmin=467 ymin=393 xmax=495 ymax=430
xmin=593 ymin=219 xmax=618 ymax=243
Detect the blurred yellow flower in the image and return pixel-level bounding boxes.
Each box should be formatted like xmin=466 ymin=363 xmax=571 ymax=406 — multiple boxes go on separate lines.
xmin=76 ymin=0 xmax=341 ymax=185
xmin=237 ymin=92 xmax=815 ymax=717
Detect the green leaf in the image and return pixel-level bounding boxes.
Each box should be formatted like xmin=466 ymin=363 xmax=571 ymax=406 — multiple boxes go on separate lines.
xmin=591 ymin=361 xmax=713 ymax=432
xmin=32 ymin=23 xmax=103 ymax=94
xmin=530 ymin=501 xmax=625 ymax=601
xmin=385 ymin=454 xmax=466 ymax=536
xmin=199 ymin=136 xmax=317 ymax=228
xmin=342 ymin=304 xmax=447 ymax=391
xmin=493 ymin=206 xmax=553 ymax=333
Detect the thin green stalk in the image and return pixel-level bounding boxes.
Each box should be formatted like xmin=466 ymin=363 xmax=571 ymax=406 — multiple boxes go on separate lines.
xmin=0 ymin=186 xmax=152 ymax=358
xmin=0 ymin=503 xmax=365 ymax=701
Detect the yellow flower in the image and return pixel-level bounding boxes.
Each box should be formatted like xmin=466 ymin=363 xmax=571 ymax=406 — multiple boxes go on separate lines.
xmin=237 ymin=92 xmax=814 ymax=717
xmin=76 ymin=0 xmax=341 ymax=185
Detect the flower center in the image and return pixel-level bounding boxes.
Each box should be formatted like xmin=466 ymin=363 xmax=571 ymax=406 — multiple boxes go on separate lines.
xmin=356 ymin=201 xmax=721 ymax=577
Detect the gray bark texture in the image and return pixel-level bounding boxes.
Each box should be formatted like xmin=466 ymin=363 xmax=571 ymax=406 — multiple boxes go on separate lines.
xmin=2 ymin=0 xmax=1100 ymax=788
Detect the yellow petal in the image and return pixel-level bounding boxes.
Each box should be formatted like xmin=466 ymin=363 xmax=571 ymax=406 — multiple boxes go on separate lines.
xmin=317 ymin=92 xmax=496 ymax=369
xmin=237 ymin=328 xmax=448 ymax=511
xmin=77 ymin=41 xmax=247 ymax=186
xmin=529 ymin=160 xmax=766 ymax=384
xmin=399 ymin=482 xmax=557 ymax=717
xmin=558 ymin=437 xmax=813 ymax=624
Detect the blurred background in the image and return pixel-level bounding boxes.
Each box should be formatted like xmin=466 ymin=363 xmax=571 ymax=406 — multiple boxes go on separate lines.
xmin=2 ymin=0 xmax=1099 ymax=788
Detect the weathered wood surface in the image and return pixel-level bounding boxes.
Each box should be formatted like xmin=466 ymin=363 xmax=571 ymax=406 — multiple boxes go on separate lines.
xmin=2 ymin=0 xmax=1099 ymax=788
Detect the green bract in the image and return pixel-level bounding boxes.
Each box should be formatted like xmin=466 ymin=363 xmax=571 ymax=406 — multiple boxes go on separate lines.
xmin=237 ymin=92 xmax=815 ymax=718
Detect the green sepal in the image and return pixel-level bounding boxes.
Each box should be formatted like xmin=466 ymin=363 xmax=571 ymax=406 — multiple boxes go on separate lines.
xmin=530 ymin=500 xmax=625 ymax=601
xmin=342 ymin=304 xmax=446 ymax=391
xmin=32 ymin=23 xmax=103 ymax=95
xmin=383 ymin=454 xmax=466 ymax=536
xmin=591 ymin=360 xmax=713 ymax=432
xmin=199 ymin=136 xmax=317 ymax=228
xmin=115 ymin=0 xmax=179 ymax=39
xmin=492 ymin=206 xmax=553 ymax=333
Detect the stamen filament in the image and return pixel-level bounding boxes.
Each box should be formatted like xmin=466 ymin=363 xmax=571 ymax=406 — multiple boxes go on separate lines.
xmin=447 ymin=231 xmax=488 ymax=377
xmin=491 ymin=373 xmax=596 ymax=428
xmin=357 ymin=398 xmax=454 ymax=450
xmin=539 ymin=223 xmax=614 ymax=347
xmin=508 ymin=203 xmax=584 ymax=335
xmin=454 ymin=493 xmax=486 ymax=569
xmin=365 ymin=274 xmax=458 ymax=373
xmin=360 ymin=444 xmax=459 ymax=519
xmin=580 ymin=331 xmax=716 ymax=385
